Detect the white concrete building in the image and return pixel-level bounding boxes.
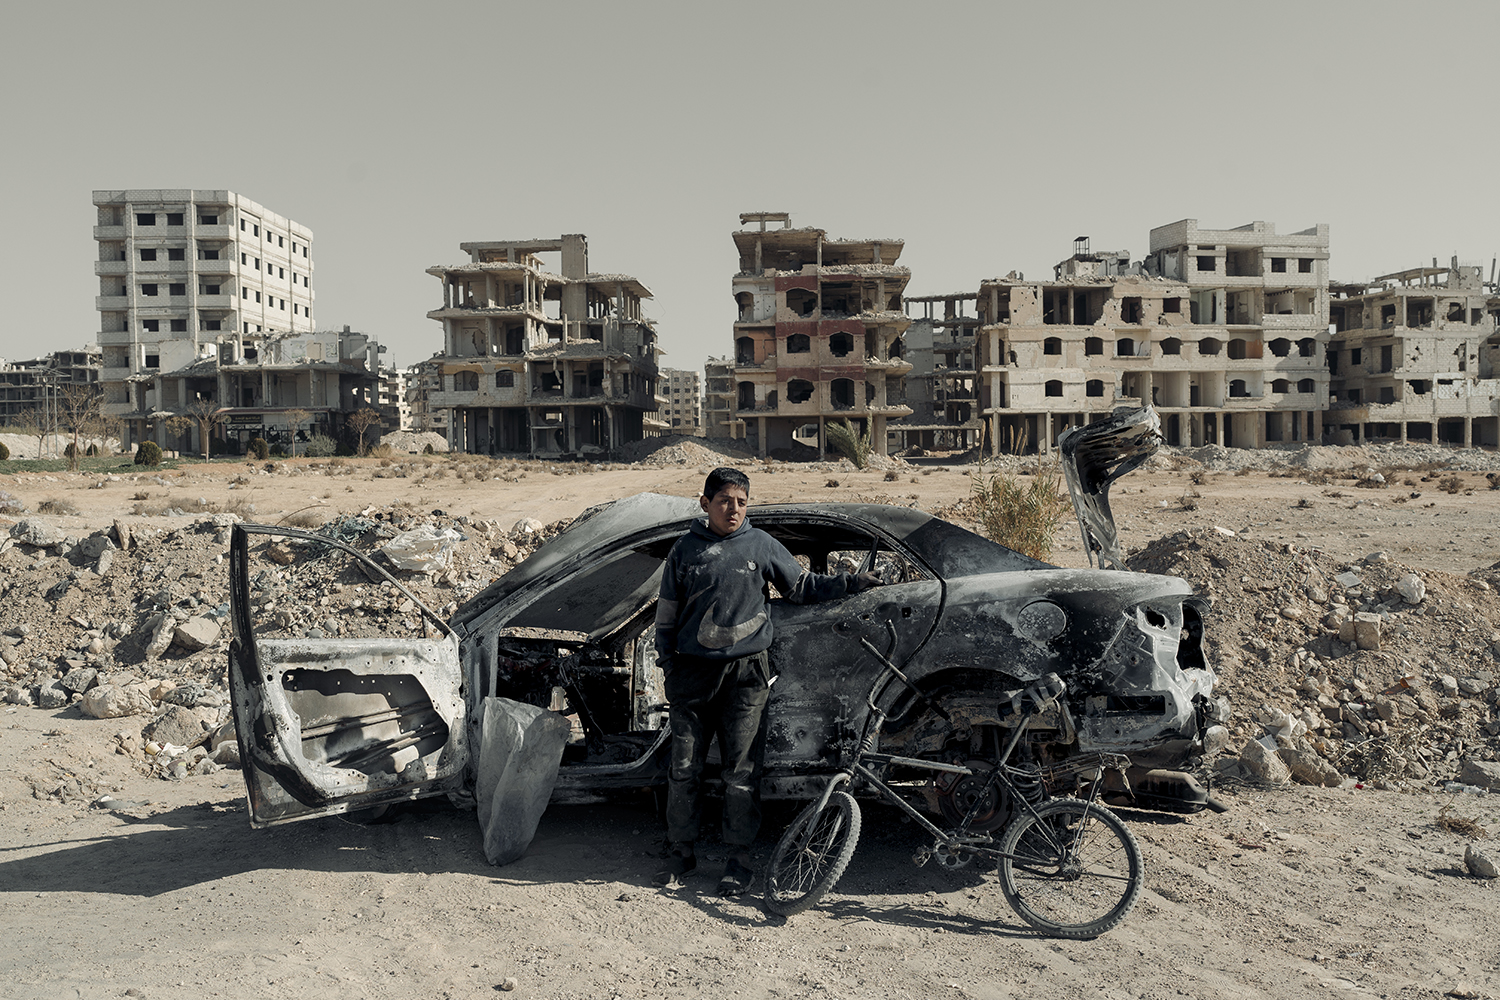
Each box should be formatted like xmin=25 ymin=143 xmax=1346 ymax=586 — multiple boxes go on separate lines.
xmin=93 ymin=189 xmax=314 ymax=447
xmin=660 ymin=367 xmax=703 ymax=435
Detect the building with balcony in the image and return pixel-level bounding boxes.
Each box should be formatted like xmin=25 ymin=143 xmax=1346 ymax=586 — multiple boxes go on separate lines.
xmin=92 ymin=189 xmax=315 ymax=448
xmin=376 ymin=364 xmax=412 ymax=432
xmin=725 ymin=212 xmax=913 ymax=458
xmin=660 ymin=367 xmax=703 ymax=436
xmin=1326 ymin=260 xmax=1500 ymax=447
xmin=425 ymin=234 xmax=663 ymax=455
xmin=891 ymin=293 xmax=983 ymax=452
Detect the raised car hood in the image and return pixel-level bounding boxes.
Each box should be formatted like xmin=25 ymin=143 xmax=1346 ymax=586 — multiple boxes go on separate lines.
xmin=1059 ymin=406 xmax=1161 ymax=571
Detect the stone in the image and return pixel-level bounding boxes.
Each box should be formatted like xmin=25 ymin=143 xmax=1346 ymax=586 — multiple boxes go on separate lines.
xmin=162 ymin=682 xmax=205 ymax=708
xmin=95 ymin=548 xmax=114 ymax=576
xmin=143 ymin=613 xmax=175 ymax=659
xmin=1334 ymin=570 xmax=1362 ymax=590
xmin=1277 ymin=744 xmax=1343 ymax=787
xmin=1395 ymin=573 xmax=1425 ymax=605
xmin=1238 ymin=738 xmax=1291 ymax=786
xmin=78 ymin=534 xmax=114 ymax=561
xmin=37 ymin=680 xmax=68 ymax=709
xmin=1439 ymin=675 xmax=1460 ymax=696
xmin=1201 ymin=725 xmax=1231 ymax=757
xmin=266 ymin=542 xmax=297 ymax=565
xmin=1458 ymin=677 xmax=1489 ymax=697
xmin=0 ymin=642 xmax=19 ymax=667
xmin=1352 ymin=613 xmax=1381 ymax=651
xmin=511 ymin=517 xmax=545 ymax=537
xmin=207 ymin=718 xmax=237 ymax=750
xmin=9 ymin=519 xmax=66 ymax=548
xmin=3 ymin=684 xmax=34 ymax=706
xmin=1364 ymin=550 xmax=1390 ymax=563
xmin=112 ymin=519 xmax=132 ymax=551
xmin=172 ymin=617 xmax=221 ymax=652
xmin=59 ymin=666 xmax=98 ymax=694
xmin=81 ymin=684 xmax=154 ymax=719
xmin=209 ymin=740 xmax=240 ymax=767
xmin=1457 ymin=759 xmax=1500 ymax=791
xmin=1465 ymin=843 xmax=1499 ymax=879
xmin=141 ymin=704 xmax=206 ymax=747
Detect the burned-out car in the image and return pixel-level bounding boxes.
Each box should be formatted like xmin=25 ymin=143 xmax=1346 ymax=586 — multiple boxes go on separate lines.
xmin=227 ymin=407 xmax=1222 ymax=833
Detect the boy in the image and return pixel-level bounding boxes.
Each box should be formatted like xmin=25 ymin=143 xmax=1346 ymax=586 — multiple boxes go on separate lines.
xmin=653 ymin=467 xmax=881 ymax=894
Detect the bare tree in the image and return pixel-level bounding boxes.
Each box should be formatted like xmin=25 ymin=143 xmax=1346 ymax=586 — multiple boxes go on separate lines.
xmin=345 ymin=407 xmax=381 ymax=457
xmin=187 ymin=395 xmax=220 ymax=461
xmin=21 ymin=407 xmax=54 ymax=462
xmin=283 ymin=408 xmax=310 ymax=458
xmin=58 ymin=383 xmax=103 ymax=471
xmin=164 ymin=414 xmax=194 ymax=459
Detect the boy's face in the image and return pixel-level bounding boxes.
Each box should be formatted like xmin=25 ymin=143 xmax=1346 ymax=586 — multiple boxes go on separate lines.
xmin=701 ymin=484 xmax=749 ymax=537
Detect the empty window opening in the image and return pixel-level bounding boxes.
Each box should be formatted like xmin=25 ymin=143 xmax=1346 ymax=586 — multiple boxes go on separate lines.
xmin=1297 ymin=378 xmax=1315 ymax=393
xmin=1271 ymin=379 xmax=1290 ymax=393
xmin=135 ymin=213 xmax=155 ymax=226
xmin=1196 ymin=255 xmax=1216 ymax=273
xmin=1084 ymin=336 xmax=1103 ymax=356
xmin=1228 ymin=379 xmax=1249 ymax=398
xmin=144 ymin=353 xmax=159 ymax=367
xmin=1199 ymin=337 xmax=1222 ymax=356
xmin=1379 ymin=386 xmax=1395 ymax=404
xmin=204 ymin=319 xmax=221 ymax=331
xmin=1446 ymin=301 xmax=1467 ymax=323
xmin=496 ymin=370 xmax=514 ymax=388
xmin=1044 ymin=337 xmax=1062 ymax=356
xmin=786 ymin=333 xmax=810 ymax=354
xmin=455 ymin=371 xmax=478 ymax=392
xmin=1045 ymin=380 xmax=1064 ymax=397
xmin=1298 ymin=338 xmax=1316 ymax=358
xmin=168 ymin=282 xmax=185 ymax=295
xmin=1161 ymin=337 xmax=1182 ymax=355
xmin=170 ymin=319 xmax=186 ymax=332
xmin=738 ymin=382 xmax=755 ymax=410
xmin=1380 ymin=304 xmax=1396 ymax=328
xmin=1116 ymin=338 xmax=1135 ymax=357
xmin=199 ymin=214 xmax=218 ymax=225
xmin=1381 ymin=345 xmax=1393 ymax=372
xmin=1042 ymin=289 xmax=1067 ymax=325
xmin=785 ymin=288 xmax=817 ymax=317
xmin=1409 ymin=379 xmax=1430 ymax=395
xmin=141 ymin=283 xmax=158 ymax=296
xmin=786 ymin=379 xmax=814 ymax=404
xmin=829 ymin=332 xmax=854 ymax=358
xmin=1269 ymin=338 xmax=1291 ymax=358
xmin=1086 ymin=379 xmax=1105 ymax=397
xmin=735 ymin=291 xmax=754 ymax=322
xmin=139 ymin=248 xmax=157 ymax=261
xmin=1227 ymin=338 xmax=1248 ymax=360
xmin=1162 ymin=297 xmax=1181 ymax=314
xmin=831 ymin=378 xmax=855 ymax=410
xmin=1298 ymin=258 xmax=1313 ymax=273
xmin=142 ymin=320 xmax=159 ymax=333
xmin=1406 ymin=299 xmax=1434 ymax=327
xmin=736 ymin=337 xmax=755 ymax=364
xmin=1270 ymin=257 xmax=1287 ymax=273
xmin=1350 ymin=348 xmax=1362 ymax=366
xmin=167 ymin=247 xmax=185 ymax=261
xmin=1120 ymin=297 xmax=1142 ymax=324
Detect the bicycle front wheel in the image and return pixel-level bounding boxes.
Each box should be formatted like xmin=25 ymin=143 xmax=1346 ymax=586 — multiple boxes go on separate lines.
xmin=997 ymin=797 xmax=1142 ymax=939
xmin=763 ymin=790 xmax=862 ymax=916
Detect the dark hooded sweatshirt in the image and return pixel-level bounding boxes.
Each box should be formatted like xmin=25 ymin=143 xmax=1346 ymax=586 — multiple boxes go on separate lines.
xmin=653 ymin=515 xmax=864 ymax=671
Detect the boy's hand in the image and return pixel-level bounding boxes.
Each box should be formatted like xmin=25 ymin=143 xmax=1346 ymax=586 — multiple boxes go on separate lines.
xmin=851 ymin=571 xmax=883 ymax=593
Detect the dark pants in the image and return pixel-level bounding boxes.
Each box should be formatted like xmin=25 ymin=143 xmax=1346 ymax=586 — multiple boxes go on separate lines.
xmin=664 ymin=651 xmax=771 ymax=848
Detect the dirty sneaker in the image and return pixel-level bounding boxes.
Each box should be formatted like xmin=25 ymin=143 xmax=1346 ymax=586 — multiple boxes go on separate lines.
xmin=653 ymin=844 xmax=696 ymax=885
xmin=718 ymin=856 xmax=754 ymax=896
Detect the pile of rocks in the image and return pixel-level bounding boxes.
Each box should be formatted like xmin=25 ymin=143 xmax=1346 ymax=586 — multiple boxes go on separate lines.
xmin=1130 ymin=527 xmax=1500 ymax=792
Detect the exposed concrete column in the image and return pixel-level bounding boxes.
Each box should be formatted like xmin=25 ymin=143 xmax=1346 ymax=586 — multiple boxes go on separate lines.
xmin=566 ymin=408 xmax=577 ymax=452
xmin=1465 ymin=417 xmax=1473 ymax=449
xmin=873 ymin=414 xmax=887 ymax=456
xmin=757 ymin=416 xmax=766 ymax=458
xmin=1043 ymin=412 xmax=1053 ymax=455
xmin=817 ymin=415 xmax=825 ymax=460
xmin=1256 ymin=413 xmax=1265 ymax=449
xmin=990 ymin=412 xmax=1001 ymax=457
xmin=1400 ymin=421 xmax=1408 ymax=444
xmin=1355 ymin=422 xmax=1364 ymax=445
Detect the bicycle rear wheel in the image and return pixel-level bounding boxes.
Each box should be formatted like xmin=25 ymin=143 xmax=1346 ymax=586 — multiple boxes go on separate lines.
xmin=996 ymin=796 xmax=1142 ymax=939
xmin=763 ymin=790 xmax=862 ymax=916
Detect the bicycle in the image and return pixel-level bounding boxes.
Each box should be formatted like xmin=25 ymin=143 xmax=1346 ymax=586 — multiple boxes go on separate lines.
xmin=763 ymin=622 xmax=1144 ymax=939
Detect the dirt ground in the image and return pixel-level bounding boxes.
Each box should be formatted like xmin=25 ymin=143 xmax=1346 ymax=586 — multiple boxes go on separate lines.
xmin=2 ymin=449 xmax=1500 ymax=999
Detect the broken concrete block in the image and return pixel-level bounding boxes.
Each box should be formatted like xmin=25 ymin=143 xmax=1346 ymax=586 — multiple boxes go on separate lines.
xmin=37 ymin=680 xmax=69 ymax=710
xmin=143 ymin=613 xmax=175 ymax=659
xmin=1396 ymin=573 xmax=1425 ymax=605
xmin=1458 ymin=759 xmax=1500 ymax=791
xmin=81 ymin=684 xmax=154 ymax=719
xmin=10 ymin=519 xmax=66 ymax=548
xmin=475 ymin=697 xmax=571 ymax=866
xmin=59 ymin=666 xmax=98 ymax=695
xmin=1277 ymin=744 xmax=1343 ymax=787
xmin=266 ymin=542 xmax=297 ymax=565
xmin=1238 ymin=737 xmax=1291 ymax=787
xmin=95 ymin=548 xmax=114 ymax=577
xmin=1334 ymin=570 xmax=1362 ymax=590
xmin=142 ymin=704 xmax=207 ymax=747
xmin=172 ymin=617 xmax=221 ymax=652
xmin=1352 ymin=613 xmax=1381 ymax=651
xmin=209 ymin=740 xmax=240 ymax=767
xmin=112 ymin=519 xmax=132 ymax=551
xmin=3 ymin=684 xmax=34 ymax=706
xmin=1466 ymin=843 xmax=1499 ymax=879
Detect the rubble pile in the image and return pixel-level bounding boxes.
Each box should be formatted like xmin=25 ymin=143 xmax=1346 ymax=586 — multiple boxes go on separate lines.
xmin=1129 ymin=528 xmax=1500 ymax=790
xmin=0 ymin=506 xmax=571 ymax=782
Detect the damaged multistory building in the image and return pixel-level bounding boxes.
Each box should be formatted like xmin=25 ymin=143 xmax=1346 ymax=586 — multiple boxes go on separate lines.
xmin=892 ymin=294 xmax=983 ymax=451
xmin=424 ymin=235 xmax=664 ymax=456
xmin=717 ymin=212 xmax=913 ymax=457
xmin=1327 ymin=260 xmax=1500 ymax=446
xmin=92 ymin=189 xmax=316 ymax=449
xmin=0 ymin=347 xmax=100 ymax=424
xmin=659 ymin=367 xmax=703 ymax=436
xmin=974 ymin=222 xmax=1331 ymax=453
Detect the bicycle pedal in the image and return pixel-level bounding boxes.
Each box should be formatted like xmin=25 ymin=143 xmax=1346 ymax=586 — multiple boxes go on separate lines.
xmin=912 ymin=846 xmax=931 ymax=868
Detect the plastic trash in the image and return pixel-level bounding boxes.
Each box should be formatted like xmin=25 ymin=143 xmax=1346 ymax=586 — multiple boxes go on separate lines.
xmin=475 ymin=697 xmax=572 ymax=866
xmin=380 ymin=525 xmax=464 ymax=572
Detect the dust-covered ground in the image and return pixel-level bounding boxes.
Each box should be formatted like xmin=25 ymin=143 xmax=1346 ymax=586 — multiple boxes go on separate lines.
xmin=2 ymin=439 xmax=1500 ymax=999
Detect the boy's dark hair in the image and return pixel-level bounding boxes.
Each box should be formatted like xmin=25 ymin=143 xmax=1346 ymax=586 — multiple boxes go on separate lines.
xmin=703 ymin=466 xmax=750 ymax=499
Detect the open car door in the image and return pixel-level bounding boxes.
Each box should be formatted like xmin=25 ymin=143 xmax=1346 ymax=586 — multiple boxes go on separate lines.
xmin=227 ymin=524 xmax=469 ymax=827
xmin=1059 ymin=405 xmax=1161 ymax=571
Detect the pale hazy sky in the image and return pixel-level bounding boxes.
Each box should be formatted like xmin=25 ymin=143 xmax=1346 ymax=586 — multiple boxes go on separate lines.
xmin=3 ymin=1 xmax=1496 ymax=371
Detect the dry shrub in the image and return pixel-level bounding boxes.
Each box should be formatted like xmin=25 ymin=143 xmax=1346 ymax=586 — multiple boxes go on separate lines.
xmin=132 ymin=491 xmax=151 ymax=501
xmin=369 ymin=443 xmax=394 ymax=460
xmin=230 ymin=474 xmax=251 ymax=486
xmin=1487 ymin=472 xmax=1500 ymax=491
xmin=970 ymin=462 xmax=1072 ymax=562
xmin=883 ymin=470 xmax=899 ymax=482
xmin=1304 ymin=470 xmax=1330 ymax=485
xmin=1439 ymin=475 xmax=1463 ymax=495
xmin=825 ymin=479 xmax=840 ymax=488
xmin=282 ymin=508 xmax=330 ymax=528
xmin=1234 ymin=467 xmax=1252 ymax=477
xmin=1295 ymin=497 xmax=1314 ymax=509
xmin=1436 ymin=803 xmax=1488 ymax=839
xmin=38 ymin=497 xmax=81 ymax=516
xmin=1189 ymin=470 xmax=1209 ymax=485
xmin=1177 ymin=490 xmax=1199 ymax=511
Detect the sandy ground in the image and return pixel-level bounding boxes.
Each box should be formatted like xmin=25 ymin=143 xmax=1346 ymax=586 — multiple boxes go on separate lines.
xmin=3 ymin=454 xmax=1500 ymax=999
